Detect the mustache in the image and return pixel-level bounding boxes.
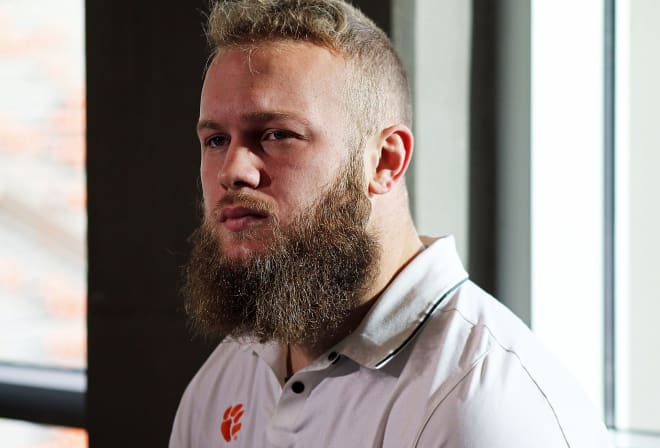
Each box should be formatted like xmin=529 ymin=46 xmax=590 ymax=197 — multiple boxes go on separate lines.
xmin=210 ymin=192 xmax=277 ymax=221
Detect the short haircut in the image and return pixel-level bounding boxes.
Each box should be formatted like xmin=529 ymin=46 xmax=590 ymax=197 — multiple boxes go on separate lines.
xmin=205 ymin=0 xmax=412 ymax=146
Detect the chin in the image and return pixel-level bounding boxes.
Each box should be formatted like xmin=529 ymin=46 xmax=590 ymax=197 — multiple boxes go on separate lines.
xmin=219 ymin=236 xmax=271 ymax=261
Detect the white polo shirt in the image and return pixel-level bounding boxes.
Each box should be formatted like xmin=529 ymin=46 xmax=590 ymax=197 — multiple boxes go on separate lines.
xmin=170 ymin=236 xmax=613 ymax=447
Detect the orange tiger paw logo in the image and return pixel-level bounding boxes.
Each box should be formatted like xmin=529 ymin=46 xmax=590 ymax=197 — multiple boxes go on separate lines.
xmin=221 ymin=404 xmax=244 ymax=442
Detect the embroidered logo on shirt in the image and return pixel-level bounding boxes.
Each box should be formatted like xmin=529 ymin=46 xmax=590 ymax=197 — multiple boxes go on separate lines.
xmin=221 ymin=404 xmax=244 ymax=442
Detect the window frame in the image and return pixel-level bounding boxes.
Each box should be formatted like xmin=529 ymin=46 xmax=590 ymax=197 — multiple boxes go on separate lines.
xmin=0 ymin=363 xmax=85 ymax=427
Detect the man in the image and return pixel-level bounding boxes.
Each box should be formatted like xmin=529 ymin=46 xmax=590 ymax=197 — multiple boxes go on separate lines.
xmin=171 ymin=0 xmax=613 ymax=446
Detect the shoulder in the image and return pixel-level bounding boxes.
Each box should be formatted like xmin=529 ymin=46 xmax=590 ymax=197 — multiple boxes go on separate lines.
xmin=409 ymin=282 xmax=613 ymax=447
xmin=414 ymin=349 xmax=612 ymax=447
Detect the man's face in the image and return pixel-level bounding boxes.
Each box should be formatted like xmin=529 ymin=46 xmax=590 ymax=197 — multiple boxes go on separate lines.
xmin=187 ymin=41 xmax=381 ymax=346
xmin=197 ymin=41 xmax=356 ymax=259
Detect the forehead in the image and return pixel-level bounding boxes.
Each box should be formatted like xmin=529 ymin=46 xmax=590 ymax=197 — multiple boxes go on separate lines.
xmin=200 ymin=41 xmax=349 ymax=121
xmin=212 ymin=40 xmax=345 ymax=76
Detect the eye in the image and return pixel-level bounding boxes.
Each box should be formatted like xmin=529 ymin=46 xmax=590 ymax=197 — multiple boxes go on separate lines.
xmin=205 ymin=134 xmax=230 ymax=148
xmin=262 ymin=129 xmax=297 ymax=141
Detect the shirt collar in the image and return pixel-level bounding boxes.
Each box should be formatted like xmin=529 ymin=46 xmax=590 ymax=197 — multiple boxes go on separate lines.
xmin=334 ymin=235 xmax=468 ymax=368
xmin=251 ymin=235 xmax=469 ymax=374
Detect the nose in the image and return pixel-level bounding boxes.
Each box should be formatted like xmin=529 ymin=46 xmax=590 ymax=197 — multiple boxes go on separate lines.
xmin=218 ymin=144 xmax=261 ymax=191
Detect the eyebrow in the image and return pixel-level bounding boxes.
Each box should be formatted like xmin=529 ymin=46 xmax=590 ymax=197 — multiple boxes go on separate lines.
xmin=196 ymin=111 xmax=312 ymax=133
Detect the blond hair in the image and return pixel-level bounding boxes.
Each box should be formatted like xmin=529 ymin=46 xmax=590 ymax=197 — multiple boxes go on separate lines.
xmin=205 ymin=0 xmax=412 ymax=145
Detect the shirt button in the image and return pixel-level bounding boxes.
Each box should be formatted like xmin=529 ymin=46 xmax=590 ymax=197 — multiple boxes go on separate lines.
xmin=291 ymin=381 xmax=305 ymax=394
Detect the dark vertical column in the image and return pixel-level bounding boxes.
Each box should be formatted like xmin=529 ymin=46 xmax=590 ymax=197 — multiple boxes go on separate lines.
xmin=491 ymin=1 xmax=531 ymax=323
xmin=354 ymin=0 xmax=392 ymax=36
xmin=603 ymin=0 xmax=616 ymax=429
xmin=468 ymin=1 xmax=499 ymax=295
xmin=86 ymin=1 xmax=215 ymax=446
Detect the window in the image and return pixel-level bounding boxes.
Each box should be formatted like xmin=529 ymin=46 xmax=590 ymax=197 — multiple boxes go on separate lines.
xmin=0 ymin=0 xmax=86 ymax=443
xmin=614 ymin=0 xmax=660 ymax=437
xmin=529 ymin=0 xmax=606 ymax=412
xmin=501 ymin=0 xmax=660 ymax=445
xmin=0 ymin=418 xmax=86 ymax=448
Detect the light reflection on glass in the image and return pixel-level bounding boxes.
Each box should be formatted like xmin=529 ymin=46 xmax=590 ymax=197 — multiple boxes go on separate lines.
xmin=0 ymin=419 xmax=87 ymax=448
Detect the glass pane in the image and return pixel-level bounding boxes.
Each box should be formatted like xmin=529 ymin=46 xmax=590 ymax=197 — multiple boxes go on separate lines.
xmin=530 ymin=0 xmax=605 ymax=411
xmin=0 ymin=418 xmax=86 ymax=448
xmin=0 ymin=0 xmax=86 ymax=369
xmin=615 ymin=0 xmax=660 ymax=434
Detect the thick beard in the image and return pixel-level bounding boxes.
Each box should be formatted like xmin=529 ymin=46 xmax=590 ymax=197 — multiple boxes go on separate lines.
xmin=182 ymin=158 xmax=380 ymax=349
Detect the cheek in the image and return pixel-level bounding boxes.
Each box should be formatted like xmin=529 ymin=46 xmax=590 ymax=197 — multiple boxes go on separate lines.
xmin=266 ymin=177 xmax=312 ymax=220
xmin=283 ymin=170 xmax=330 ymax=205
xmin=200 ymin=161 xmax=219 ymax=210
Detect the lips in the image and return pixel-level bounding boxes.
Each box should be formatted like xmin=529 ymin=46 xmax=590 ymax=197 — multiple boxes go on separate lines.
xmin=219 ymin=206 xmax=269 ymax=231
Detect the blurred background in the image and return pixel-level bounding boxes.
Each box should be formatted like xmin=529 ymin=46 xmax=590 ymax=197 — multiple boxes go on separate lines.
xmin=1 ymin=0 xmax=86 ymax=445
xmin=0 ymin=0 xmax=657 ymax=446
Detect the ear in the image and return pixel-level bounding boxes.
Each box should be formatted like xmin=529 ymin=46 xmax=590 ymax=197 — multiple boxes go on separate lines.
xmin=368 ymin=124 xmax=414 ymax=195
